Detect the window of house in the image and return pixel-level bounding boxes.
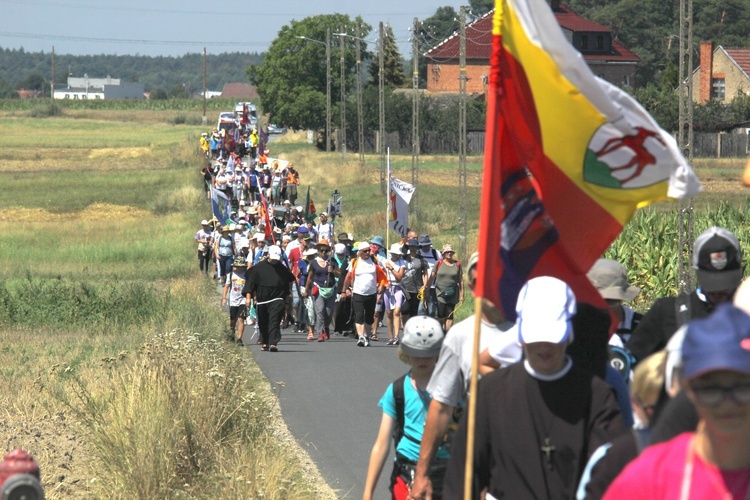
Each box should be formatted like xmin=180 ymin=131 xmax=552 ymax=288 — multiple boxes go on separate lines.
xmin=597 ymin=35 xmax=604 ymax=50
xmin=581 ymin=35 xmax=589 ymax=50
xmin=712 ymin=78 xmax=726 ymax=100
xmin=623 ymin=74 xmax=631 ymax=87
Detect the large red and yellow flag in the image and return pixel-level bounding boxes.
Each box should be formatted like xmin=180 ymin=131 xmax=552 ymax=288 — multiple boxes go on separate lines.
xmin=476 ymin=0 xmax=701 ymax=320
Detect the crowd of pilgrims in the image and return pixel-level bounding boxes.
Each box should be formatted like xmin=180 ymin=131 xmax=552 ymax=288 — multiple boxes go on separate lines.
xmin=194 ymin=136 xmax=750 ymax=500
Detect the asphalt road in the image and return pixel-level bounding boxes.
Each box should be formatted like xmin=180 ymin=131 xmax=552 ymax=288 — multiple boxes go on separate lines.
xmin=243 ymin=323 xmax=405 ymax=499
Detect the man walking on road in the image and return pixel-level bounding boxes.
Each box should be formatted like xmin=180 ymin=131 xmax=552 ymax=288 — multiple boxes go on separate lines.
xmin=243 ymin=245 xmax=298 ymax=352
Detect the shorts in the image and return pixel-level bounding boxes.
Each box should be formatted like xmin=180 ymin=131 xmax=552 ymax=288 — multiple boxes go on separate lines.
xmin=229 ymin=304 xmax=248 ymax=322
xmin=401 ymin=293 xmax=420 ymax=316
xmin=437 ymin=301 xmax=457 ymax=321
xmin=352 ymin=293 xmax=377 ymax=325
xmin=383 ymin=287 xmax=405 ymax=310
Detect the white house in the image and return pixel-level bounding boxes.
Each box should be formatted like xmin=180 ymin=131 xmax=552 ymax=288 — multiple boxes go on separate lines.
xmin=53 ymin=74 xmax=145 ymax=100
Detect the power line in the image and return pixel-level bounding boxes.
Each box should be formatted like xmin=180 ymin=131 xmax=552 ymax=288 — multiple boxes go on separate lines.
xmin=0 ymin=30 xmax=268 ymax=48
xmin=0 ymin=0 xmax=441 ymax=19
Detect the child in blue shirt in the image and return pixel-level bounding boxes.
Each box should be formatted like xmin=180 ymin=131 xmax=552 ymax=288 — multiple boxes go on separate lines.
xmin=364 ymin=316 xmax=449 ymax=500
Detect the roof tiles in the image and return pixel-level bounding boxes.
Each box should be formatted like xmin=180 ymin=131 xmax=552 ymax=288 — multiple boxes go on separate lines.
xmin=424 ymin=3 xmax=637 ymax=63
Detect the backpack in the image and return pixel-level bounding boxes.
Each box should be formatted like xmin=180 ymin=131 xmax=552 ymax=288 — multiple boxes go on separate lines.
xmin=347 ymin=257 xmax=388 ymax=288
xmin=392 ymin=374 xmax=419 ymax=449
xmin=608 ymin=345 xmax=636 ymax=382
xmin=392 ymin=374 xmax=460 ymax=453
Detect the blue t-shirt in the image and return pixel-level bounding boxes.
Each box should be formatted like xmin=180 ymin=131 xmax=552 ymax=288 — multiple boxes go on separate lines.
xmin=378 ymin=373 xmax=451 ymax=461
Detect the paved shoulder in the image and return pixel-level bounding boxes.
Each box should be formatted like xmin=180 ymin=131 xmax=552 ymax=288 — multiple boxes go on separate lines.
xmin=246 ymin=326 xmax=405 ymax=499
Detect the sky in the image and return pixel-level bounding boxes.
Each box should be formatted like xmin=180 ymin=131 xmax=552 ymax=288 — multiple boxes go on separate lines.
xmin=0 ymin=0 xmax=464 ymax=57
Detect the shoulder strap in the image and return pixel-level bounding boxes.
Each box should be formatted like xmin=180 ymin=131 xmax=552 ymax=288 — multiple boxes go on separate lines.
xmin=434 ymin=258 xmax=443 ymax=274
xmin=392 ymin=373 xmax=408 ymax=449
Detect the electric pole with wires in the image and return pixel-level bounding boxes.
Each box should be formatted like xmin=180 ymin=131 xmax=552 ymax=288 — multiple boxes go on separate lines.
xmin=379 ymin=22 xmax=386 ymax=195
xmin=458 ymin=6 xmax=468 ymax=263
xmin=411 ymin=17 xmax=420 ymax=218
xmin=677 ymin=0 xmax=694 ymax=296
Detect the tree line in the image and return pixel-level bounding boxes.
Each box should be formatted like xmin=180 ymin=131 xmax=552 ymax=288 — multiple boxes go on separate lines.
xmin=0 ymin=47 xmax=263 ymax=98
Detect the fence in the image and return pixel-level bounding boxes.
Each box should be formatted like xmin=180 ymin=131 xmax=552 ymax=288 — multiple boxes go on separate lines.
xmin=693 ymin=132 xmax=749 ymax=158
xmin=340 ymin=130 xmax=487 ymax=155
xmin=338 ymin=130 xmax=750 ymax=157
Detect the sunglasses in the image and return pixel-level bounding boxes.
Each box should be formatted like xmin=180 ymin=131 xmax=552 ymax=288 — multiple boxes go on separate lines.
xmin=359 ymin=249 xmax=371 ymax=253
xmin=690 ymin=383 xmax=750 ymax=407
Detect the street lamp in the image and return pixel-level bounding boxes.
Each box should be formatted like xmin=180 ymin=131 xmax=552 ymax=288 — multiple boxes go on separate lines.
xmin=296 ymin=32 xmax=332 ymax=153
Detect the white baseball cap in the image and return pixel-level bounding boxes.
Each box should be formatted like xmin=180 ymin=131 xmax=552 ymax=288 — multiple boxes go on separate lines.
xmin=516 ymin=277 xmax=577 ymax=345
xmin=267 ymin=245 xmax=282 ymax=260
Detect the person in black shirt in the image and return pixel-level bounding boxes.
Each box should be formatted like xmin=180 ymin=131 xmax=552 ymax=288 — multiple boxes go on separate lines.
xmin=627 ymin=227 xmax=743 ymax=362
xmin=444 ymin=277 xmax=626 ymax=499
xmin=243 ymin=245 xmax=298 ymax=352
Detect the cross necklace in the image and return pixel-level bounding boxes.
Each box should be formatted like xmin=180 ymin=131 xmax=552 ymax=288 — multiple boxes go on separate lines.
xmin=541 ymin=437 xmax=556 ymax=471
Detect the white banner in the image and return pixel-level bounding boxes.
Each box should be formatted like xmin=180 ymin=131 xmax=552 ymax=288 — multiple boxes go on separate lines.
xmin=388 ymin=176 xmax=415 ymax=237
xmin=327 ymin=197 xmax=343 ymax=217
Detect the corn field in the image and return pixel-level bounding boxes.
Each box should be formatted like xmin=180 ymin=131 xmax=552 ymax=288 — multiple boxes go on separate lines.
xmin=605 ymin=201 xmax=750 ymax=310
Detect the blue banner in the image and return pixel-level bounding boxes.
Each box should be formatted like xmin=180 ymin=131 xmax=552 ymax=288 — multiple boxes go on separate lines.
xmin=211 ymin=188 xmax=232 ymax=226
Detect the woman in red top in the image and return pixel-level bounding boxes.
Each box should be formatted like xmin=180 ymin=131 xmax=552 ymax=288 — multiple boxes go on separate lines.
xmin=604 ymin=303 xmax=750 ymax=500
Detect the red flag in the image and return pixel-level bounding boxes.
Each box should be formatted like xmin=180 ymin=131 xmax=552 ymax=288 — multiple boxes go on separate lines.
xmin=259 ymin=192 xmax=276 ymax=245
xmin=241 ymin=103 xmax=250 ymax=124
xmin=476 ymin=0 xmax=699 ymax=322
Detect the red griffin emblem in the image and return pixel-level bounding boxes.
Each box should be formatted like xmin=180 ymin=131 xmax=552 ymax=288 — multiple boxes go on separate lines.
xmin=595 ymin=127 xmax=665 ymax=184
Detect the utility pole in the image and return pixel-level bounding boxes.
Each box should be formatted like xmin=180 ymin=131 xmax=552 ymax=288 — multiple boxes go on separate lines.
xmin=356 ymin=23 xmax=365 ymax=167
xmin=677 ymin=0 xmax=694 ymax=295
xmin=379 ymin=22 xmax=386 ymax=194
xmin=458 ymin=6 xmax=468 ymax=263
xmin=411 ymin=17 xmax=420 ymax=218
xmin=339 ymin=26 xmax=347 ymax=158
xmin=326 ymin=27 xmax=332 ymax=153
xmin=202 ymin=47 xmax=207 ymax=125
xmin=50 ymin=46 xmax=55 ymax=100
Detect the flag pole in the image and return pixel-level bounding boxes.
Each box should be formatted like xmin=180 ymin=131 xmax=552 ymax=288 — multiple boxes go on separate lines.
xmin=464 ymin=297 xmax=483 ymax=498
xmin=463 ymin=1 xmax=504 ymax=496
xmin=386 ymin=147 xmax=391 ymax=250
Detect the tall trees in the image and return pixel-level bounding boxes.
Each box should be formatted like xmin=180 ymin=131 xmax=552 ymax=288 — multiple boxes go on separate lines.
xmin=248 ymin=14 xmax=371 ymax=130
xmin=368 ymin=24 xmax=405 ymax=88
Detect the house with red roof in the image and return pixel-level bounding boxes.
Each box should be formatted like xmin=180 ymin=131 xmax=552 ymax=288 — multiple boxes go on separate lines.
xmin=423 ymin=0 xmax=638 ymax=94
xmin=220 ymin=83 xmax=260 ymax=100
xmin=692 ymin=42 xmax=750 ymax=104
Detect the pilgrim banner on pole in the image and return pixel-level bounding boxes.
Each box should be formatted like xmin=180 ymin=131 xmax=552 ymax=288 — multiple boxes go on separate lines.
xmin=327 ymin=197 xmax=343 ymax=217
xmin=388 ymin=176 xmax=415 ymax=237
xmin=211 ymin=187 xmax=232 ymax=226
xmin=474 ymin=0 xmax=701 ymax=321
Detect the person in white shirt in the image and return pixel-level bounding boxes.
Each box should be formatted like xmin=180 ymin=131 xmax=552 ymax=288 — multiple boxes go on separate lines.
xmin=315 ymin=212 xmax=334 ymax=244
xmin=383 ymin=243 xmax=406 ymax=345
xmin=342 ymin=242 xmax=387 ymax=347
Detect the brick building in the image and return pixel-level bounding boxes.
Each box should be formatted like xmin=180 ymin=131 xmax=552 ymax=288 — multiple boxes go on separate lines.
xmin=691 ymin=42 xmax=750 ymax=104
xmin=424 ymin=1 xmax=638 ymax=94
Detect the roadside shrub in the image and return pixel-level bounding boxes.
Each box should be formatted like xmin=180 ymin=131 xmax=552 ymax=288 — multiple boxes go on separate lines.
xmin=172 ymin=113 xmax=204 ymax=125
xmin=28 ymin=101 xmax=63 ymax=118
xmin=62 ymin=330 xmax=319 ymax=498
xmin=0 ymin=276 xmax=166 ymax=329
